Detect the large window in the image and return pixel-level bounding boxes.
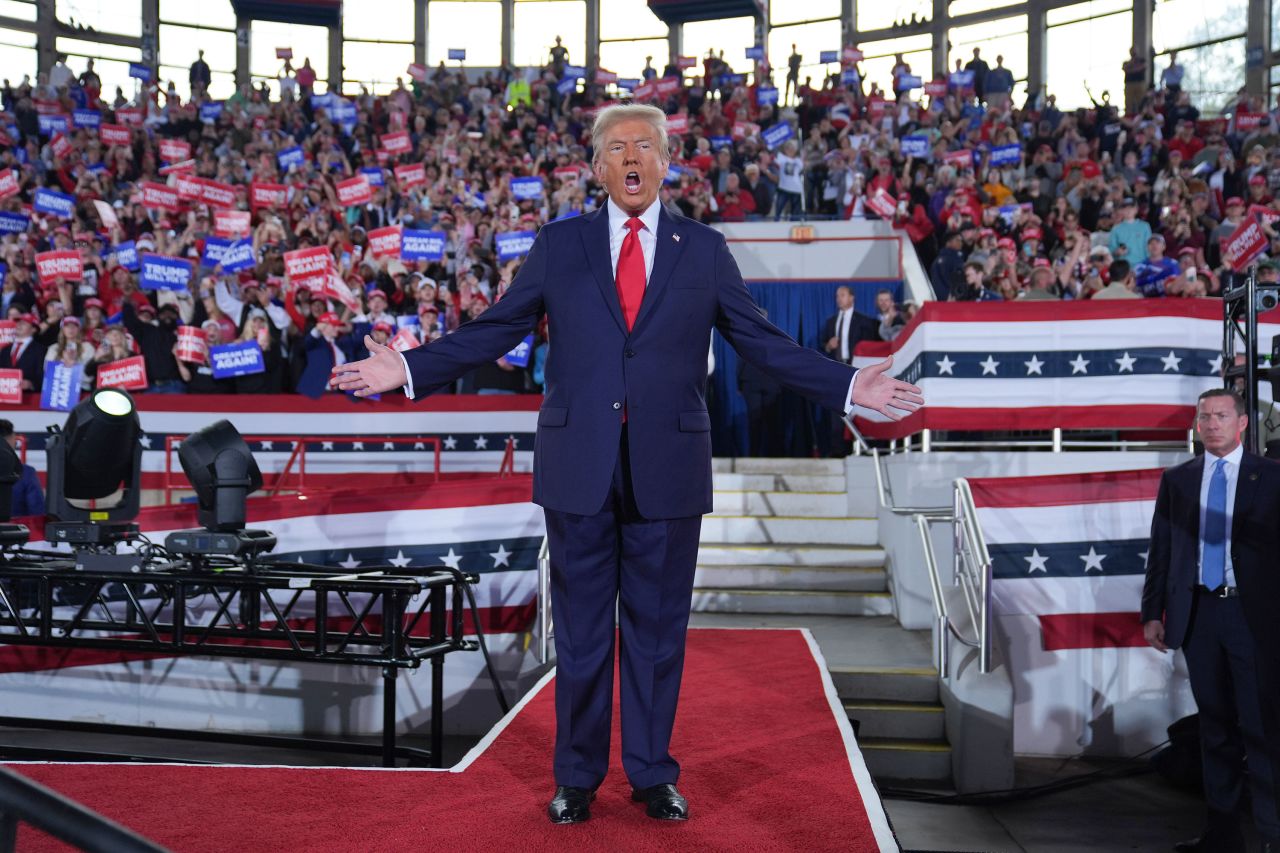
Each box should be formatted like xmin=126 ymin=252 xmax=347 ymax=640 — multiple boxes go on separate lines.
xmin=1046 ymin=0 xmax=1131 ymax=109
xmin=599 ymin=38 xmax=668 ymax=81
xmin=1153 ymin=0 xmax=1247 ymax=52
xmin=159 ymin=23 xmax=236 ymax=100
xmin=57 ymin=38 xmax=140 ymax=100
xmin=0 ymin=27 xmax=36 ymax=88
xmin=601 ymin=0 xmax=667 ymax=41
xmin=56 ymin=0 xmax=140 ymax=37
xmin=948 ymin=15 xmax=1027 ymax=88
xmin=767 ymin=19 xmax=842 ymax=96
xmin=158 ymin=0 xmax=234 ymax=29
xmin=0 ymin=1 xmax=36 ymax=22
xmin=771 ymin=0 xmax=839 ymax=26
xmin=947 ymin=0 xmax=1021 ymax=17
xmin=1152 ymin=0 xmax=1246 ymax=114
xmin=514 ymin=0 xmax=585 ymax=72
xmin=856 ymin=0 xmax=931 ymax=36
xmin=343 ymin=0 xmax=414 ymax=94
xmin=251 ymin=19 xmax=330 ymax=94
xmin=1155 ymin=40 xmax=1245 ymax=114
xmin=427 ymin=0 xmax=501 ymax=67
xmin=682 ymin=16 xmax=755 ymax=83
xmin=859 ymin=33 xmax=931 ymax=95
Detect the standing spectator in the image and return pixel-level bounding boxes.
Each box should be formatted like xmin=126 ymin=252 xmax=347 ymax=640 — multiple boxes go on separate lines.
xmin=0 ymin=314 xmax=45 ymax=393
xmin=1109 ymin=197 xmax=1154 ymax=263
xmin=0 ymin=420 xmax=42 ymax=518
xmin=875 ymin=289 xmax=906 ymax=342
xmin=44 ymin=316 xmax=94 ymax=390
xmin=965 ymin=48 xmax=990 ymax=104
xmin=984 ymin=55 xmax=1015 ymax=109
xmin=174 ymin=320 xmax=233 ymax=394
xmin=1134 ymin=235 xmax=1182 ymax=296
xmin=189 ymin=50 xmax=211 ymax=97
xmin=298 ymin=312 xmax=354 ymax=399
xmin=741 ymin=162 xmax=776 ymax=217
xmin=930 ymin=230 xmax=966 ymax=300
xmin=123 ymin=301 xmax=185 ymax=393
xmin=49 ymin=54 xmax=73 ymax=91
xmin=549 ymin=36 xmax=568 ymax=79
xmin=786 ymin=45 xmax=802 ymax=105
xmin=1122 ymin=47 xmax=1148 ymax=115
xmin=295 ymin=57 xmax=317 ymax=96
xmin=821 ymin=286 xmax=879 ymax=366
xmin=1160 ymin=51 xmax=1184 ymax=93
xmin=772 ymin=139 xmax=804 ymax=221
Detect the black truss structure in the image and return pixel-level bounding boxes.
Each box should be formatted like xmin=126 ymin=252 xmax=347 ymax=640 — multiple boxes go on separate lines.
xmin=0 ymin=551 xmax=479 ymax=769
xmin=1222 ymin=271 xmax=1277 ymax=454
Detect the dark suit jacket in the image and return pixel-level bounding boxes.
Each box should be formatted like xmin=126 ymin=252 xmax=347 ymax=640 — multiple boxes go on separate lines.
xmin=298 ymin=331 xmax=356 ymax=399
xmin=1142 ymin=451 xmax=1280 ymax=654
xmin=402 ymin=205 xmax=854 ymax=518
xmin=0 ymin=339 xmax=46 ymax=390
xmin=820 ymin=310 xmax=880 ymax=365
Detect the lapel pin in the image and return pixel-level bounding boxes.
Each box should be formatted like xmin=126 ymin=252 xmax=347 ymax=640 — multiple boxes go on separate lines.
xmin=673 ymin=234 xmax=680 ymax=242
xmin=1251 ymin=472 xmax=1259 ymax=480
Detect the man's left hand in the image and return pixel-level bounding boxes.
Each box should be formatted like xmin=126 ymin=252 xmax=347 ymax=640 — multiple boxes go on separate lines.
xmin=851 ymin=354 xmax=923 ymax=421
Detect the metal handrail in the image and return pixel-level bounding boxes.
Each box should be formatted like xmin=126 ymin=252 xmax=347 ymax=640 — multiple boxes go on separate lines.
xmin=0 ymin=766 xmax=169 ymax=852
xmin=952 ymin=478 xmax=993 ymax=674
xmin=536 ymin=535 xmax=552 ymax=665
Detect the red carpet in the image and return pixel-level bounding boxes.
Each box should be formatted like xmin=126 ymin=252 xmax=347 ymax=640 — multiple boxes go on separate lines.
xmin=11 ymin=629 xmax=895 ymax=852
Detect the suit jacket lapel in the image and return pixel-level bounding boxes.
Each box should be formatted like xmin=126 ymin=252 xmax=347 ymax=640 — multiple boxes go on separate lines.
xmin=1233 ymin=452 xmax=1262 ymax=539
xmin=630 ymin=206 xmax=685 ymax=336
xmin=580 ymin=207 xmax=627 ymax=334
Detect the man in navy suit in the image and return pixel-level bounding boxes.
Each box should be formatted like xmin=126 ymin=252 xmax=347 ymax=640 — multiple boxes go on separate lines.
xmin=1143 ymin=388 xmax=1280 ymax=853
xmin=297 ymin=311 xmax=354 ymax=398
xmin=0 ymin=314 xmax=46 ymax=392
xmin=332 ymin=104 xmax=921 ymax=824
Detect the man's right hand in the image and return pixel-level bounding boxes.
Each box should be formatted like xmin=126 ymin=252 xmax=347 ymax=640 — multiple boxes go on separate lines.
xmin=330 ymin=335 xmax=407 ymax=397
xmin=1143 ymin=619 xmax=1168 ymax=653
xmin=825 ymin=336 xmax=838 ymax=352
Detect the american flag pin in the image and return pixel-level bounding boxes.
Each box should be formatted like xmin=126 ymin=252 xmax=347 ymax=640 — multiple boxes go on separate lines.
xmin=673 ymin=234 xmax=681 ymax=242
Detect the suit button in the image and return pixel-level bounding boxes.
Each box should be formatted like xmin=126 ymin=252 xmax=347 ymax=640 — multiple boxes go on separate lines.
xmin=612 ymin=402 xmax=622 ymax=410
xmin=625 ymin=349 xmax=636 ymax=358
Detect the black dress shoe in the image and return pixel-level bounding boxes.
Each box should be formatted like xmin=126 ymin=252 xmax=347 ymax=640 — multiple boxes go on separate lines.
xmin=1172 ymin=832 xmax=1245 ymax=853
xmin=547 ymin=786 xmax=596 ymax=824
xmin=631 ymin=783 xmax=689 ymax=821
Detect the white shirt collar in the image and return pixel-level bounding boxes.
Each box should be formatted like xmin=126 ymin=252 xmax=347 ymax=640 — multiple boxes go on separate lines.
xmin=606 ymin=197 xmax=661 ymax=237
xmin=1207 ymin=443 xmax=1245 ymax=469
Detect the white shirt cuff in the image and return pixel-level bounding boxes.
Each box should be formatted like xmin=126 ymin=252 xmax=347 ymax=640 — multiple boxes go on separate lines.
xmin=398 ymin=351 xmax=415 ymax=398
xmin=843 ymin=369 xmax=858 ymax=418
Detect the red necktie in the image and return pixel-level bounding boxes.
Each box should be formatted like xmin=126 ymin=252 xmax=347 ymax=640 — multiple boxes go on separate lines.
xmin=615 ymin=217 xmax=646 ymax=331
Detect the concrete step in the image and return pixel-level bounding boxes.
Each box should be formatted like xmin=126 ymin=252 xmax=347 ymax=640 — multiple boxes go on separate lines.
xmin=693 ymin=564 xmax=886 ymax=592
xmin=696 ymin=544 xmax=885 ymax=568
xmin=860 ymin=738 xmax=953 ymax=784
xmin=711 ymin=473 xmax=846 ymax=492
xmin=712 ymin=457 xmax=845 ymax=475
xmin=845 ymin=700 xmax=946 ymax=741
xmin=689 ymin=588 xmax=893 ymax=616
xmin=699 ymin=516 xmax=877 ymax=546
xmin=829 ymin=665 xmax=941 ymax=704
xmin=710 ymin=490 xmax=851 ymax=518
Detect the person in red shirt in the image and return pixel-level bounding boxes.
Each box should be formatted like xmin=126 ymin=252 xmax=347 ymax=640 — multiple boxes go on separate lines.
xmin=716 ymin=173 xmax=757 ymax=222
xmin=1166 ymin=119 xmax=1205 ymax=162
xmin=295 ymin=58 xmax=317 ymax=95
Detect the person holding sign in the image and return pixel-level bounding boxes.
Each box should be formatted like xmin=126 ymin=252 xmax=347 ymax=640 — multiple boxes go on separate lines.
xmin=44 ymin=315 xmax=94 ymax=390
xmin=298 ymin=311 xmax=354 ymax=399
xmin=174 ymin=320 xmax=232 ymax=395
xmin=331 ymin=103 xmax=922 ymax=826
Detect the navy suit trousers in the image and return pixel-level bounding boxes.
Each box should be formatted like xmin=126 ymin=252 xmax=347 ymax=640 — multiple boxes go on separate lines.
xmin=544 ymin=426 xmax=702 ymax=790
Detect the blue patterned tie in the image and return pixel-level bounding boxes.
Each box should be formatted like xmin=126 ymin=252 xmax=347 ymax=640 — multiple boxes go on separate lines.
xmin=1202 ymin=458 xmax=1227 ymax=590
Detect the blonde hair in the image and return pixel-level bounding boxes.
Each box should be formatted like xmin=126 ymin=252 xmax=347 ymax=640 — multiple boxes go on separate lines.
xmin=590 ymin=104 xmax=671 ymax=167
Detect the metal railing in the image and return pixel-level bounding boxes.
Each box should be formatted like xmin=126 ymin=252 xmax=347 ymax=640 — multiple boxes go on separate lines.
xmin=0 ymin=766 xmax=168 ymax=853
xmin=867 ymin=427 xmax=1196 ymax=456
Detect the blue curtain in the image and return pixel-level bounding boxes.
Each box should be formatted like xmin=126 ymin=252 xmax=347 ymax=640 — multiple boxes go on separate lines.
xmin=710 ymin=280 xmax=902 ymax=457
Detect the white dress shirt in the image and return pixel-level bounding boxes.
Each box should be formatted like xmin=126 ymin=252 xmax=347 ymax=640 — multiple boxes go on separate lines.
xmin=1197 ymin=442 xmax=1242 ymax=588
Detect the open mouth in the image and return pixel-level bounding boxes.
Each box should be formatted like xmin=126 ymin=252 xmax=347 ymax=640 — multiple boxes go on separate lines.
xmin=624 ymin=171 xmax=641 ymax=194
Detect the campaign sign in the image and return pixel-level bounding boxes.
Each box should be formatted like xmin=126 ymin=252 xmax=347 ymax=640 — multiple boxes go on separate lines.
xmin=944 ymin=149 xmax=974 ymax=171
xmin=556 ymin=77 xmax=577 ymax=96
xmin=655 ymin=76 xmax=681 ymax=97
xmin=214 ymin=209 xmax=252 ymax=238
xmin=35 ymin=250 xmax=83 ymax=285
xmin=633 ymin=81 xmax=657 ymax=100
xmin=174 ymin=170 xmax=203 ymax=201
xmin=756 ymin=86 xmax=779 ymax=106
xmin=496 ymin=230 xmax=536 ymax=262
xmin=950 ymin=69 xmax=975 ymax=89
xmin=676 ymin=56 xmax=696 ymax=69
xmin=160 ymin=158 xmax=196 ymax=176
xmin=1250 ymin=203 xmax=1280 ymax=229
xmin=72 ymin=108 xmax=101 ymax=130
xmin=901 ymin=135 xmax=930 ymax=158
xmin=617 ymin=78 xmax=640 ymax=91
xmin=159 ymin=138 xmax=191 ymax=162
xmin=564 ymin=64 xmax=586 ymax=79
xmin=925 ymin=80 xmax=948 ymax=98
xmin=707 ymin=135 xmax=732 ymax=150
xmin=820 ymin=50 xmax=839 ymax=63
xmin=201 ymin=236 xmax=233 ymax=267
xmin=199 ymin=102 xmax=224 ymax=123
xmin=401 ymin=229 xmax=446 ymax=261
xmin=0 ymin=368 xmax=22 ymax=405
xmin=142 ymin=181 xmax=180 ymax=212
xmin=394 ymin=162 xmax=426 ymax=190
xmin=113 ymin=241 xmax=140 ymax=271
xmin=284 ymin=246 xmax=332 ymax=287
xmin=277 ymin=146 xmax=305 ymax=171
xmin=762 ymin=122 xmax=795 ymax=151
xmin=843 ymin=47 xmax=864 ymax=63
xmin=0 ymin=321 xmax=13 ymax=348
xmin=34 ymin=188 xmax=75 ymax=219
xmin=219 ymin=239 xmax=256 ymax=273
xmin=0 ymin=212 xmax=29 ymax=234
xmin=841 ymin=68 xmax=860 ymax=86
xmin=511 ymin=176 xmax=544 ymax=201
xmin=140 ymin=254 xmax=192 ymax=291
xmin=0 ymin=169 xmax=18 ymax=200
xmin=38 ymin=113 xmax=68 ymax=136
xmin=1221 ymin=218 xmax=1269 ymax=272
xmin=50 ymin=132 xmax=74 ymax=159
xmin=1236 ymin=113 xmax=1264 ymax=133
xmin=336 ymin=175 xmax=372 ymax=207
xmin=40 ymin=362 xmax=83 ymax=411
xmin=329 ymin=102 xmax=356 ymax=131
xmin=210 ymin=341 xmax=265 ymax=379
xmin=897 ymin=74 xmax=923 ymax=90
xmin=128 ymin=63 xmax=152 ymax=82
xmin=199 ymin=178 xmax=236 ymax=209
xmin=276 ymin=47 xmax=293 ymax=60
xmin=381 ymin=131 xmax=412 ymax=156
xmin=116 ymin=107 xmax=143 ymax=125
xmin=389 ymin=328 xmax=420 ymax=353
xmin=97 ymin=355 xmax=148 ymax=391
xmin=251 ymin=182 xmax=287 ymax=209
xmin=745 ymin=46 xmax=764 ymax=61
xmin=360 ymin=167 xmax=385 ymax=187
xmin=666 ymin=114 xmax=689 ymax=135
xmin=176 ymin=326 xmax=207 ymax=364
xmin=989 ymin=143 xmax=1022 ymax=167
xmin=98 ymin=123 xmax=131 ymax=147
xmin=367 ymin=225 xmax=402 ymax=259
xmin=504 ymin=334 xmax=534 ymax=368
xmin=310 ymin=92 xmax=335 ymax=109
xmin=406 ymin=63 xmax=426 ymax=82
xmin=866 ymin=188 xmax=898 ymax=219
xmin=448 ymin=48 xmax=466 ymax=61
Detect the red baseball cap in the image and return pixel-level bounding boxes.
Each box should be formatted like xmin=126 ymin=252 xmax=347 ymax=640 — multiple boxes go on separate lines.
xmin=316 ymin=312 xmax=342 ymax=326
xmin=1249 ymin=174 xmax=1267 ymax=186
xmin=997 ymin=236 xmax=1017 ymax=249
xmin=1226 ymin=196 xmax=1245 ymax=207
xmin=15 ymin=313 xmax=37 ymax=325
xmin=84 ymin=297 xmax=104 ymax=310
xmin=1022 ymin=227 xmax=1042 ymax=241
xmin=373 ymin=321 xmax=394 ymax=334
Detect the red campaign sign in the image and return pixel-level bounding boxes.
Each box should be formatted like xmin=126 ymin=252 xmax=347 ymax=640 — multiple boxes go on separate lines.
xmin=381 ymin=131 xmax=412 ymax=155
xmin=732 ymin=120 xmax=760 ymax=139
xmin=320 ymin=272 xmax=359 ymax=312
xmin=868 ymin=97 xmax=887 ymax=119
xmin=175 ymin=326 xmax=207 ymax=365
xmin=275 ymin=47 xmax=292 ymax=60
xmin=100 ymin=123 xmax=131 ymax=147
xmin=1250 ymin=204 xmax=1280 ymax=227
xmin=1236 ymin=112 xmax=1264 ymax=133
xmin=944 ymin=149 xmax=973 ymax=170
xmin=159 ymin=158 xmax=196 ymax=176
xmin=253 ymin=116 xmax=266 ymax=131
xmin=116 ymin=107 xmax=143 ymax=126
xmin=866 ymin=188 xmax=898 ymax=219
xmin=924 ymin=80 xmax=948 ymax=98
xmin=0 ymin=368 xmax=21 ymax=404
xmin=1221 ymin=217 xmax=1269 ymax=272
xmin=174 ymin=171 xmax=203 ymax=201
xmin=407 ymin=63 xmax=426 ymax=82
xmin=552 ymin=165 xmax=581 ymax=182
xmin=633 ymin=81 xmax=657 ymax=101
xmin=666 ymin=114 xmax=689 ymax=135
xmin=375 ymin=148 xmax=390 ymax=166
xmin=214 ymin=209 xmax=251 ymax=238
xmin=335 ymin=175 xmax=372 ymax=207
xmin=394 ymin=162 xmax=426 ymax=189
xmin=199 ymin=178 xmax=236 ymax=209
xmin=159 ymin=138 xmax=191 ymax=162
xmin=389 ymin=328 xmax=420 ymax=353
xmin=0 ymin=168 xmax=18 ymax=200
xmin=595 ymin=68 xmax=618 ymax=84
xmin=35 ymin=249 xmax=84 ymax=284
xmin=843 ymin=47 xmax=864 ymax=64
xmin=676 ymin=56 xmax=696 ymax=69
xmin=283 ymin=246 xmax=333 ymax=288
xmin=50 ymin=133 xmax=72 ymax=159
xmin=33 ymin=99 xmax=60 ymax=116
xmin=0 ymin=322 xmax=14 ymax=349
xmin=96 ymin=355 xmax=148 ymax=391
xmin=366 ymin=225 xmax=402 ymax=259
xmin=142 ymin=179 xmax=180 ymax=211
xmin=1197 ymin=118 xmax=1228 ymax=136
xmin=655 ymin=77 xmax=681 ymax=97
xmin=251 ymin=182 xmax=287 ymax=209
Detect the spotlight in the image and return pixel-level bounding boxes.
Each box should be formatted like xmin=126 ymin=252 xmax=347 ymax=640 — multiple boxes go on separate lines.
xmin=45 ymin=388 xmax=143 ymax=546
xmin=165 ymin=420 xmax=275 ymax=560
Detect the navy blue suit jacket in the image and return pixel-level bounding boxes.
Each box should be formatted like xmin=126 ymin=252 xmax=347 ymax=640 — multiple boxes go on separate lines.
xmin=1142 ymin=452 xmax=1280 ymax=653
xmin=298 ymin=331 xmax=356 ymax=399
xmin=403 ymin=205 xmax=855 ymax=518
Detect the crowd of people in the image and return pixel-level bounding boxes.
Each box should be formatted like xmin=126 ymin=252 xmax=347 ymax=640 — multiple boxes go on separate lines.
xmin=0 ymin=41 xmax=1277 ymax=398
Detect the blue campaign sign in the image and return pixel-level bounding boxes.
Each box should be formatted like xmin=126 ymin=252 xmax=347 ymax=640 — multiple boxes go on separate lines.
xmin=140 ymin=254 xmax=193 ymax=291
xmin=199 ymin=101 xmax=224 ymax=123
xmin=950 ymin=70 xmax=975 ymax=88
xmin=219 ymin=239 xmax=256 ymax=273
xmin=710 ymin=135 xmax=733 ymax=149
xmin=401 ymin=229 xmax=446 ymax=261
xmin=86 ymin=162 xmax=107 ymax=174
xmin=210 ymin=341 xmax=266 ymax=379
xmin=33 ymin=188 xmax=75 ymax=218
xmin=277 ymin=146 xmax=305 ymax=170
xmin=0 ymin=212 xmax=30 ymax=234
xmin=898 ymin=74 xmax=923 ymax=90
xmin=989 ymin=143 xmax=1023 ymax=167
xmin=201 ymin=237 xmax=233 ymax=268
xmin=72 ymin=108 xmax=101 ymax=129
xmin=664 ymin=163 xmax=684 ymax=185
xmin=563 ymin=64 xmax=586 ymax=79
xmin=360 ymin=167 xmax=385 ymax=187
xmin=721 ymin=73 xmax=746 ymax=86
xmin=511 ymin=176 xmax=544 ymax=201
xmin=617 ymin=78 xmax=640 ymax=91
xmin=820 ymin=50 xmax=839 ymax=64
xmin=448 ymin=48 xmax=466 ymax=61
xmin=504 ymin=334 xmax=534 ymax=368
xmin=745 ymin=46 xmax=764 ymax=61
xmin=495 ymin=230 xmax=536 ymax=262
xmin=841 ymin=68 xmax=860 ymax=86
xmin=0 ymin=262 xmax=7 ymax=289
xmin=329 ymin=102 xmax=356 ymax=121
xmin=756 ymin=86 xmax=779 ymax=106
xmin=901 ymin=135 xmax=931 ymax=158
xmin=310 ymin=92 xmax=335 ymax=109
xmin=128 ymin=62 xmax=152 ymax=82
xmin=38 ymin=113 xmax=68 ymax=136
xmin=113 ymin=241 xmax=140 ymax=271
xmin=556 ymin=77 xmax=577 ymax=96
xmin=762 ymin=122 xmax=795 ymax=151
xmin=40 ymin=362 xmax=83 ymax=412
